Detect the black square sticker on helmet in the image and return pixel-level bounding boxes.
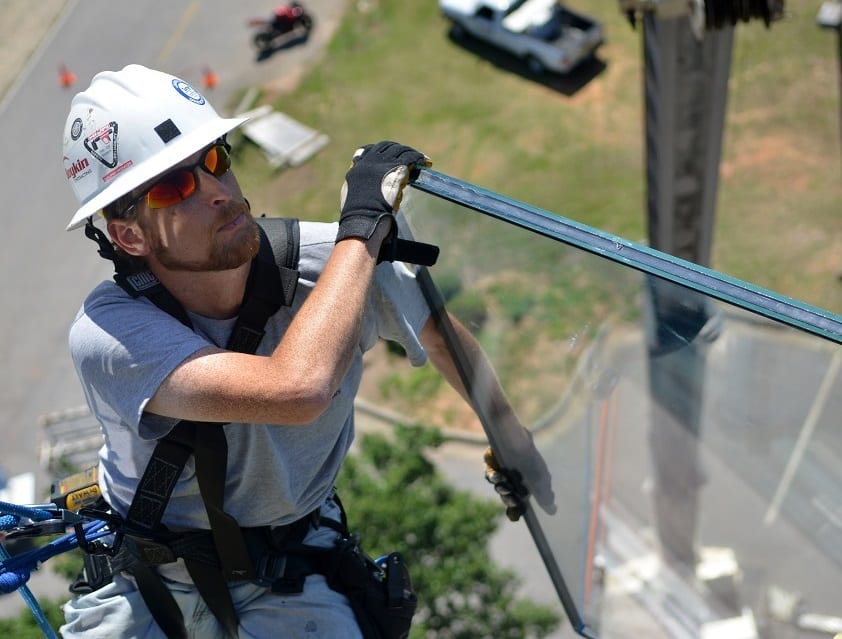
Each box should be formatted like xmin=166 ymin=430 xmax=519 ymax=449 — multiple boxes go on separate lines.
xmin=84 ymin=121 xmax=119 ymax=169
xmin=155 ymin=119 xmax=181 ymax=144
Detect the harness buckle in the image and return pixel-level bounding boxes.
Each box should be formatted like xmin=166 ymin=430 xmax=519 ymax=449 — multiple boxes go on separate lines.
xmin=254 ymin=552 xmax=287 ymax=588
xmin=252 ymin=550 xmax=315 ymax=594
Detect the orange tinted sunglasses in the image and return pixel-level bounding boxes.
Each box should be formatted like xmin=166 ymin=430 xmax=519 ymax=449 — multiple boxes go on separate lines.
xmin=119 ymin=141 xmax=231 ymax=216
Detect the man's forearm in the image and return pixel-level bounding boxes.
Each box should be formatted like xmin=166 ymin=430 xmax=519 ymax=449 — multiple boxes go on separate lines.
xmin=272 ymin=222 xmax=391 ymax=404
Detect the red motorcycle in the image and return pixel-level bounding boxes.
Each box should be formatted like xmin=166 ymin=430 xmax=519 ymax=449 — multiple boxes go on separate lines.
xmin=248 ymin=2 xmax=314 ymax=53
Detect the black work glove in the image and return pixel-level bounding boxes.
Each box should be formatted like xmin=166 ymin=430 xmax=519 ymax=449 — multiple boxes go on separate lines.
xmin=337 ymin=140 xmax=431 ymax=243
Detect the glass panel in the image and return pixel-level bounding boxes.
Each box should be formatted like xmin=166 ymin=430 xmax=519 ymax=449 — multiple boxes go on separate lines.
xmin=397 ymin=170 xmax=842 ymax=638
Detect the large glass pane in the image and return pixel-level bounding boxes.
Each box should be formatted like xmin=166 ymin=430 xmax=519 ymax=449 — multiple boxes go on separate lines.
xmin=399 ymin=170 xmax=842 ymax=638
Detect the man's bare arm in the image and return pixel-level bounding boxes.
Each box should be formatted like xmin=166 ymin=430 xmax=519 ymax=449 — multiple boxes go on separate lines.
xmin=148 ymin=141 xmax=430 ymax=426
xmin=147 ymin=222 xmax=390 ymax=425
xmin=421 ymin=312 xmax=557 ymax=519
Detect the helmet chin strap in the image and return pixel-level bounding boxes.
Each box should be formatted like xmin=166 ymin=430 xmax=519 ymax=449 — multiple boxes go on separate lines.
xmin=84 ymin=217 xmax=120 ymax=267
xmin=84 ymin=216 xmax=182 ymax=309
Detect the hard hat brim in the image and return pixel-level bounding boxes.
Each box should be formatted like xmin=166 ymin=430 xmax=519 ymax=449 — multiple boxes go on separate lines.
xmin=65 ymin=114 xmax=248 ymax=231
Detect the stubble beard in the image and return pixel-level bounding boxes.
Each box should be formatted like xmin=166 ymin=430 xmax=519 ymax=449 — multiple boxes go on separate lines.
xmin=144 ymin=200 xmax=261 ymax=272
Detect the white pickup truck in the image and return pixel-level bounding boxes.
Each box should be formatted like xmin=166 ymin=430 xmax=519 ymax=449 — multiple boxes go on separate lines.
xmin=439 ymin=0 xmax=603 ymax=75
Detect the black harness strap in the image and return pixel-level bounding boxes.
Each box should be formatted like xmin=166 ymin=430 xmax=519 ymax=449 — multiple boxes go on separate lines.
xmin=228 ymin=220 xmax=299 ymax=353
xmin=377 ymin=235 xmax=439 ymax=266
xmin=131 ymin=560 xmax=191 ymax=639
xmin=124 ymin=430 xmax=193 ymax=534
xmin=101 ymin=217 xmax=300 ymax=638
xmin=188 ymin=422 xmax=254 ymax=580
xmin=85 ymin=220 xmax=192 ymax=327
xmin=178 ymin=422 xmax=255 ymax=639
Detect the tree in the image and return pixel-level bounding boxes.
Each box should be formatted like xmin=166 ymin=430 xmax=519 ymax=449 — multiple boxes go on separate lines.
xmin=337 ymin=423 xmax=560 ymax=639
xmin=0 ymin=597 xmax=65 ymax=637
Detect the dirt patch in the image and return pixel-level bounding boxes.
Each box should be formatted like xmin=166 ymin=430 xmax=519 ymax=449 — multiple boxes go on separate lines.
xmin=720 ymin=132 xmax=819 ymax=192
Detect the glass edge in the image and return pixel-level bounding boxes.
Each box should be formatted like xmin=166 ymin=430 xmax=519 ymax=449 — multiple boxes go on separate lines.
xmin=411 ymin=262 xmax=590 ymax=635
xmin=409 ymin=169 xmax=842 ymax=345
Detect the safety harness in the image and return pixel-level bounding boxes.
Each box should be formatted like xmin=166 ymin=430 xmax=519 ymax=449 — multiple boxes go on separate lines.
xmin=82 ymin=215 xmax=429 ymax=638
xmin=84 ymin=215 xmax=303 ymax=637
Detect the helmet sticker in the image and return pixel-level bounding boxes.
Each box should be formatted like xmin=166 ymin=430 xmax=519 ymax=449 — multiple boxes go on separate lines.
xmin=171 ymin=78 xmax=206 ymax=105
xmin=63 ymin=155 xmax=91 ymax=183
xmin=84 ymin=121 xmax=119 ymax=169
xmin=70 ymin=118 xmax=83 ymax=141
xmin=154 ymin=118 xmax=182 ymax=143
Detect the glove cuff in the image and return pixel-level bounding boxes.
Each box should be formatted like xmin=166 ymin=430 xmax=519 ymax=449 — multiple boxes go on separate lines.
xmin=335 ymin=212 xmax=393 ymax=243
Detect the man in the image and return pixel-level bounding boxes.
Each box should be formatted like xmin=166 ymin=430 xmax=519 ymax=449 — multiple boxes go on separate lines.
xmin=60 ymin=64 xmax=547 ymax=638
xmin=272 ymin=2 xmax=301 ymax=33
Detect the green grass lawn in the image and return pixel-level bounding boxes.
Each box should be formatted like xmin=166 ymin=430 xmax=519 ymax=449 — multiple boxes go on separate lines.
xmin=234 ymin=0 xmax=842 ymax=317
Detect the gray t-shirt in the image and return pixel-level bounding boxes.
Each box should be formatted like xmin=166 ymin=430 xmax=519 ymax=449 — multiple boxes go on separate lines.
xmin=70 ymin=221 xmax=431 ymax=531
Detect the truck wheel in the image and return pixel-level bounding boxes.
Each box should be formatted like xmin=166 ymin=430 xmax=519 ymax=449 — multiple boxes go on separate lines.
xmin=449 ymin=23 xmax=466 ymax=39
xmin=253 ymin=32 xmax=273 ymax=52
xmin=526 ymin=55 xmax=545 ymax=75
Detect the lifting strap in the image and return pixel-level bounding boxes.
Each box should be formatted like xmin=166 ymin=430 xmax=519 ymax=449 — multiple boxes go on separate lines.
xmin=97 ymin=216 xmax=300 ymax=639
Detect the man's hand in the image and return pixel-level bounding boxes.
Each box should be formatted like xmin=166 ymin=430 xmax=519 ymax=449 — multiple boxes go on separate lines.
xmin=337 ymin=140 xmax=431 ymax=243
xmin=484 ymin=447 xmax=528 ymax=522
xmin=484 ymin=441 xmax=557 ymax=522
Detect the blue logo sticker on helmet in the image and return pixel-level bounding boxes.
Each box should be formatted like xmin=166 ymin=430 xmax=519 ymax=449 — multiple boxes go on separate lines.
xmin=171 ymin=78 xmax=206 ymax=105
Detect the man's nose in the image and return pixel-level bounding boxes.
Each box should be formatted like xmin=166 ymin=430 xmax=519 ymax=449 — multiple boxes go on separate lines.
xmin=195 ymin=168 xmax=236 ymax=204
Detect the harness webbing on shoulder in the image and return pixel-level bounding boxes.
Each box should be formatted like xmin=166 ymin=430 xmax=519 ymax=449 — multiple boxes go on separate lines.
xmin=230 ymin=218 xmax=300 ymax=352
xmin=86 ymin=216 xmax=300 ymax=638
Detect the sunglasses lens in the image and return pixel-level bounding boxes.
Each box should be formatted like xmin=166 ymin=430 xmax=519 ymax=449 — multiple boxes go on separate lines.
xmin=204 ymin=144 xmax=231 ymax=177
xmin=147 ymin=170 xmax=196 ymax=209
xmin=143 ymin=143 xmax=230 ymax=209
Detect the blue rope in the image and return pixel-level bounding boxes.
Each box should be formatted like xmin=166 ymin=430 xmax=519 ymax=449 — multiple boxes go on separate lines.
xmin=0 ymin=501 xmax=54 ymax=524
xmin=0 ymin=500 xmax=60 ymax=637
xmin=0 ymin=500 xmax=56 ymax=591
xmin=0 ymin=502 xmax=110 ymax=639
xmin=0 ymin=520 xmax=110 ymax=583
xmin=0 ymin=544 xmax=57 ymax=638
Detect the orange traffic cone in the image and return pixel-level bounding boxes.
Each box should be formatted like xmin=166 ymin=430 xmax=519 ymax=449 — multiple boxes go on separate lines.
xmin=202 ymin=66 xmax=219 ymax=90
xmin=58 ymin=64 xmax=76 ymax=89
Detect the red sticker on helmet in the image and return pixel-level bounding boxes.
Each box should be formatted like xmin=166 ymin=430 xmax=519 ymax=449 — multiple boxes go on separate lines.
xmin=84 ymin=121 xmax=119 ymax=169
xmin=63 ymin=155 xmax=91 ymax=183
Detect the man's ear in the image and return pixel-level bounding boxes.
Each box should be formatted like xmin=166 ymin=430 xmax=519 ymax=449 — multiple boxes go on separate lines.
xmin=107 ymin=219 xmax=150 ymax=257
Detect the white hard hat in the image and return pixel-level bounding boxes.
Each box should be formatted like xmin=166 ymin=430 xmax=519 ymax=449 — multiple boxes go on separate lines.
xmin=62 ymin=64 xmax=247 ymax=231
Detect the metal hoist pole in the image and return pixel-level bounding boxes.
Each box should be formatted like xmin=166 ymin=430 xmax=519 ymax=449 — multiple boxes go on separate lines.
xmin=639 ymin=8 xmax=734 ymax=578
xmin=635 ymin=0 xmax=786 ymax=595
xmin=642 ymin=13 xmax=733 ymax=265
xmin=617 ymin=0 xmax=784 ymax=618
